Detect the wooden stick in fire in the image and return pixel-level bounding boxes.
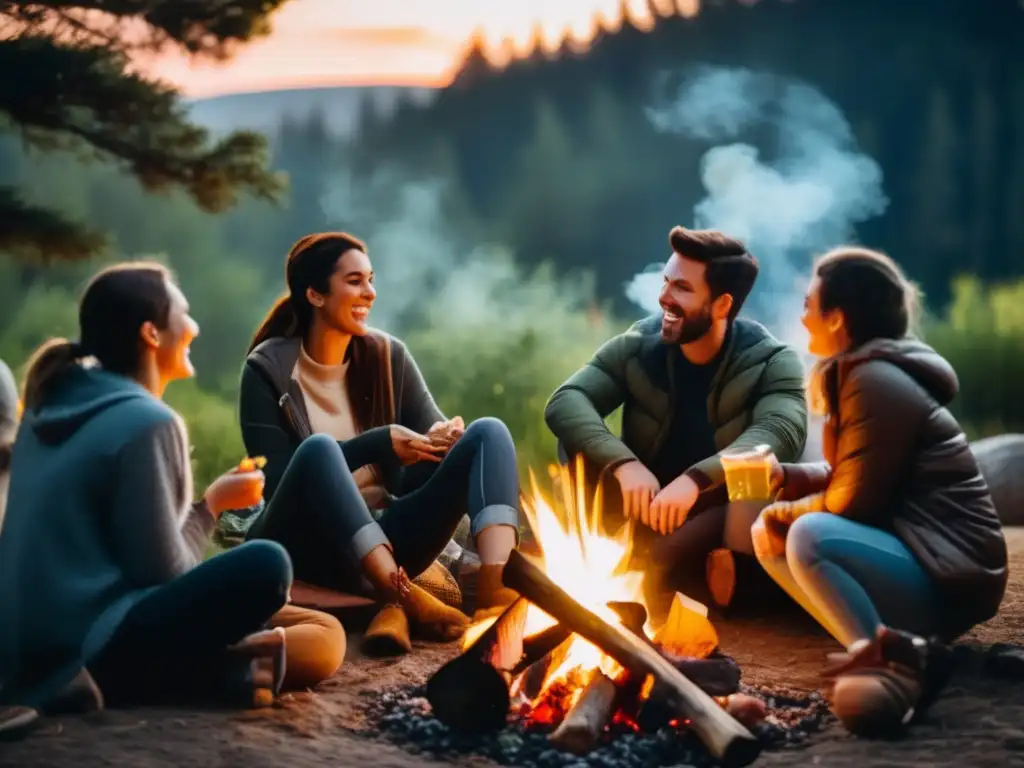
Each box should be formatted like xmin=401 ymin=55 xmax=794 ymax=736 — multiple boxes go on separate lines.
xmin=548 ymin=601 xmax=648 ymax=754
xmin=502 ymin=550 xmax=761 ymax=768
xmin=548 ymin=670 xmax=620 ymax=755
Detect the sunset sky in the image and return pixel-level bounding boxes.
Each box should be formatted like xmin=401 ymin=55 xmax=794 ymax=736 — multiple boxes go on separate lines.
xmin=146 ymin=0 xmax=701 ymax=97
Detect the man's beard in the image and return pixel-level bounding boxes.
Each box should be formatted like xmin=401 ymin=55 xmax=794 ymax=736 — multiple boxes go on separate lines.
xmin=660 ymin=302 xmax=713 ymax=345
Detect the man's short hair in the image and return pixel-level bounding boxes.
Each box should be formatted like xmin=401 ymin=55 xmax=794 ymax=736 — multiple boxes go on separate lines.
xmin=669 ymin=226 xmax=759 ymax=320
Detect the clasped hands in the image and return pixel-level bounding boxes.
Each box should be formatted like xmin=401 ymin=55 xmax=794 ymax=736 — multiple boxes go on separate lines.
xmin=612 ymin=461 xmax=698 ymax=535
xmin=389 ymin=416 xmax=465 ymax=465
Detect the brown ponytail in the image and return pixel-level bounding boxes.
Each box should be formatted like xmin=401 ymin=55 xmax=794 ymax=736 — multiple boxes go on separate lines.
xmin=21 ymin=338 xmax=84 ymax=412
xmin=248 ymin=295 xmax=300 ymax=354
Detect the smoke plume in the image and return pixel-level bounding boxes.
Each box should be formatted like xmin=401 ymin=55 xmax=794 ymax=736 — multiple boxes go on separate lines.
xmin=626 ymin=66 xmax=889 ymax=342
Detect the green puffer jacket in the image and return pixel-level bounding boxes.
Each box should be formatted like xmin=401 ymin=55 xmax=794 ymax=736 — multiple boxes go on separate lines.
xmin=544 ymin=315 xmax=809 ymax=491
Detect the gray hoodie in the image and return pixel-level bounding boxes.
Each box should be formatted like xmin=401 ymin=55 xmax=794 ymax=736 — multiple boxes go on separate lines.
xmin=0 ymin=365 xmax=213 ymax=708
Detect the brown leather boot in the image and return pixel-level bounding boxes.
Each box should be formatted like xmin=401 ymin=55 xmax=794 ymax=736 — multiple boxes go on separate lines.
xmin=823 ymin=626 xmax=949 ymax=738
xmin=361 ymin=545 xmax=468 ymax=643
xmin=472 ymin=563 xmax=519 ymax=622
xmin=404 ymin=582 xmax=470 ymax=641
xmin=363 ymin=604 xmax=413 ymax=656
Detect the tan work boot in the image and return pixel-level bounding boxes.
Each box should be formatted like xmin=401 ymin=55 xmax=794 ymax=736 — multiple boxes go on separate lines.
xmin=363 ymin=603 xmax=413 ymax=656
xmin=471 ymin=563 xmax=520 ymax=622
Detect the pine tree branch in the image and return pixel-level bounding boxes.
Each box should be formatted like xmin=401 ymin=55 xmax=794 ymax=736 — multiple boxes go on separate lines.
xmin=1 ymin=1 xmax=294 ymax=59
xmin=0 ymin=185 xmax=107 ymax=261
xmin=0 ymin=35 xmax=286 ymax=214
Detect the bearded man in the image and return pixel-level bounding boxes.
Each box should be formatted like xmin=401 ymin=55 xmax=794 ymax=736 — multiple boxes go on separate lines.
xmin=544 ymin=227 xmax=808 ymax=610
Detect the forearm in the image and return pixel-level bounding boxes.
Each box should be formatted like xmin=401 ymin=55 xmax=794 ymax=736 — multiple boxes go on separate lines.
xmin=338 ymin=426 xmax=394 ymax=470
xmin=779 ymin=461 xmax=832 ymax=501
xmin=545 ymin=388 xmax=637 ymax=470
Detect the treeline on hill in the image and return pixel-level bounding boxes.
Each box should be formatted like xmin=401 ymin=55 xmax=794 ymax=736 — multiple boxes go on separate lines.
xmin=1 ymin=0 xmax=1022 ymax=486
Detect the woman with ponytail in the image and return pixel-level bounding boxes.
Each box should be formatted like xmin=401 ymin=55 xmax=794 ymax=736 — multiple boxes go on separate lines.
xmin=0 ymin=263 xmax=345 ymax=727
xmin=239 ymin=233 xmax=521 ymax=655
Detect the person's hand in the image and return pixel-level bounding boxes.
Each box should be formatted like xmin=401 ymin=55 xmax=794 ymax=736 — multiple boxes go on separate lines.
xmin=649 ymin=474 xmax=700 ymax=535
xmin=751 ymin=505 xmax=791 ymax=560
xmin=613 ymin=461 xmax=661 ymax=527
xmin=766 ymin=452 xmax=785 ymax=495
xmin=391 ymin=425 xmax=446 ymax=465
xmin=204 ymin=466 xmax=266 ymax=518
xmin=427 ymin=416 xmax=465 ymax=451
xmin=761 ymin=499 xmax=801 ymax=526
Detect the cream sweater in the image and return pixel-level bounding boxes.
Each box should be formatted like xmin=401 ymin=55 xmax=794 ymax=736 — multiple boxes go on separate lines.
xmin=292 ymin=346 xmax=388 ymax=509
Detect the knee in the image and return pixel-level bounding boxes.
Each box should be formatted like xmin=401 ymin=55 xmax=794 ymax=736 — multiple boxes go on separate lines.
xmin=785 ymin=512 xmax=837 ymax=568
xmin=294 ymin=433 xmax=343 ymax=467
xmin=291 ymin=613 xmax=347 ymax=687
xmin=464 ymin=417 xmax=513 ymax=447
xmin=233 ymin=540 xmax=294 ymax=599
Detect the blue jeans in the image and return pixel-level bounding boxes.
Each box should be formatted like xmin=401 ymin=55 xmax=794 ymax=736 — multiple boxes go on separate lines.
xmin=250 ymin=418 xmax=520 ymax=591
xmin=89 ymin=540 xmax=292 ymax=706
xmin=756 ymin=512 xmax=941 ymax=648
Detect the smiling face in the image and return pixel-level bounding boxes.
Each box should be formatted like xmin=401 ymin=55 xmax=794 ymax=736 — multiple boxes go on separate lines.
xmin=659 ymin=252 xmax=726 ymax=345
xmin=148 ymin=279 xmax=200 ymax=383
xmin=307 ymin=248 xmax=376 ymax=336
xmin=802 ymin=274 xmax=849 ymax=358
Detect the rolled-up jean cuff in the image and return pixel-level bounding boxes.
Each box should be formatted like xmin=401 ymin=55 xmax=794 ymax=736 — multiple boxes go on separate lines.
xmin=347 ymin=520 xmax=390 ymax=562
xmin=471 ymin=504 xmax=520 ymax=541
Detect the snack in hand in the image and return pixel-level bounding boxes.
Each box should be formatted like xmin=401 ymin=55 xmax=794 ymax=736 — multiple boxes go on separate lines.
xmin=238 ymin=456 xmax=267 ymax=472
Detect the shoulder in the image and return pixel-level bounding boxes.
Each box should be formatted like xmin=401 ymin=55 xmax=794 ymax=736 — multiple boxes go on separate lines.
xmin=600 ymin=317 xmax=656 ymax=359
xmin=245 ymin=337 xmax=301 ymax=393
xmin=114 ymin=398 xmax=187 ymax=454
xmin=837 ymin=358 xmax=926 ymax=415
xmin=730 ymin=319 xmax=805 ymax=378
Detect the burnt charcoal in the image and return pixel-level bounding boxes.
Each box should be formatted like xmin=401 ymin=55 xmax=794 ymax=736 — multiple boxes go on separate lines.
xmin=369 ymin=682 xmax=833 ymax=767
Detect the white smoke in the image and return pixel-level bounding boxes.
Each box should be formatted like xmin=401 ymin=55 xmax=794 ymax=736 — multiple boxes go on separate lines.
xmin=626 ymin=66 xmax=889 ymax=345
xmin=320 ymin=167 xmax=605 ymax=336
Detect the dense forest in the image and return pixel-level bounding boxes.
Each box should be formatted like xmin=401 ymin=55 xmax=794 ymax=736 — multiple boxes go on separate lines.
xmin=1 ymin=0 xmax=1022 ymax=484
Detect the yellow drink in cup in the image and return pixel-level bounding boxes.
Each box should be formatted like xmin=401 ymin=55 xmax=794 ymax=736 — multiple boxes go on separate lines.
xmin=720 ymin=444 xmax=774 ymax=502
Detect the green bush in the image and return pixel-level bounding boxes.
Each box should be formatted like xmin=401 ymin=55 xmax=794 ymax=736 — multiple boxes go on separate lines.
xmin=926 ymin=276 xmax=1024 ymax=436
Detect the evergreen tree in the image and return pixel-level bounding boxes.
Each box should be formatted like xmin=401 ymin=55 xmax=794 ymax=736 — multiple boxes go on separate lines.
xmin=0 ymin=0 xmax=292 ymax=261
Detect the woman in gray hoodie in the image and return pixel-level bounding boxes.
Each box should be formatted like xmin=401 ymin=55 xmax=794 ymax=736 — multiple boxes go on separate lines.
xmin=0 ymin=262 xmax=344 ymax=726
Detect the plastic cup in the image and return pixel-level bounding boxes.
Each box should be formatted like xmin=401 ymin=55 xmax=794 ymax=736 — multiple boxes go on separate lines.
xmin=720 ymin=444 xmax=775 ymax=502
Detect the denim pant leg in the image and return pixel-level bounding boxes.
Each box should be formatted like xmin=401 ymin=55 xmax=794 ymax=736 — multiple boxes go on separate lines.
xmin=778 ymin=512 xmax=940 ymax=648
xmin=380 ymin=417 xmax=520 ymax=578
xmin=89 ymin=540 xmax=292 ymax=706
xmin=248 ymin=434 xmax=386 ymax=590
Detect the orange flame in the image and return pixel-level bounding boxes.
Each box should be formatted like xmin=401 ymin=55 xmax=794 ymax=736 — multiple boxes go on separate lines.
xmin=464 ymin=457 xmax=650 ymax=715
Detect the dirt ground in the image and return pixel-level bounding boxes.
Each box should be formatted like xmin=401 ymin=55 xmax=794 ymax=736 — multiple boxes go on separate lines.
xmin=5 ymin=532 xmax=1024 ymax=768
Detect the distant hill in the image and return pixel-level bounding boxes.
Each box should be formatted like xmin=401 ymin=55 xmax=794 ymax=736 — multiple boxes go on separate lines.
xmin=187 ymin=85 xmax=438 ymax=137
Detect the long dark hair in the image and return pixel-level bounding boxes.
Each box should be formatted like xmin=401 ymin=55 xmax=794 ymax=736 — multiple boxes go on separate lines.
xmin=814 ymin=246 xmax=920 ymax=348
xmin=249 ymin=232 xmax=392 ymax=429
xmin=21 ymin=262 xmax=173 ymax=411
xmin=808 ymin=246 xmax=920 ymax=417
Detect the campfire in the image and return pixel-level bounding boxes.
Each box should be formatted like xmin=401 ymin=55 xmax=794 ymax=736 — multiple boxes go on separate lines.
xmin=424 ymin=461 xmax=762 ymax=768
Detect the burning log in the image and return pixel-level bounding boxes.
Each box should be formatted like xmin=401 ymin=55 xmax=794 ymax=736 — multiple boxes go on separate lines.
xmin=426 ymin=597 xmax=528 ymax=732
xmin=426 ymin=597 xmax=573 ymax=732
xmin=548 ymin=670 xmax=619 ymax=755
xmin=502 ymin=550 xmax=761 ymax=768
xmin=611 ymin=598 xmax=742 ymax=698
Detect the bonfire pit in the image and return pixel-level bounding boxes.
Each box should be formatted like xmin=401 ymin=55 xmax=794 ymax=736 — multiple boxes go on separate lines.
xmin=426 ymin=552 xmax=758 ymax=766
xmin=384 ymin=463 xmax=830 ymax=767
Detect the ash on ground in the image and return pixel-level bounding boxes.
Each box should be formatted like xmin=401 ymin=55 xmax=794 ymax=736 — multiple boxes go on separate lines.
xmin=367 ymin=684 xmax=833 ymax=768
